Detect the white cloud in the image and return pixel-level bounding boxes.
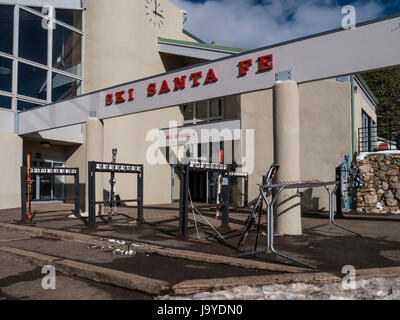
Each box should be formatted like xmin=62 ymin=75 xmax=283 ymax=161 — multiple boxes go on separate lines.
xmin=171 ymin=0 xmax=385 ymax=49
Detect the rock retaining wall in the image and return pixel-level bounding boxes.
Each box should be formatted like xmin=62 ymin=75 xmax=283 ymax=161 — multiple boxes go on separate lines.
xmin=356 ymin=153 xmax=400 ymax=214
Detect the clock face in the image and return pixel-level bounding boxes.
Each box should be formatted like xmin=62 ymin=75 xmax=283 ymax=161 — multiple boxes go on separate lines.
xmin=144 ymin=0 xmax=165 ymax=28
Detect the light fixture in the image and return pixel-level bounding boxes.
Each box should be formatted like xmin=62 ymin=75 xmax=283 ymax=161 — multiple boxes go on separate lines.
xmin=40 ymin=141 xmax=51 ymax=148
xmin=0 ymin=67 xmax=11 ymax=75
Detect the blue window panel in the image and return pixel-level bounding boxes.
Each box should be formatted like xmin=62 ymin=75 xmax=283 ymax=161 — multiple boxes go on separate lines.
xmin=0 ymin=5 xmax=13 ymax=55
xmin=56 ymin=9 xmax=82 ymax=30
xmin=0 ymin=56 xmax=12 ymax=92
xmin=19 ymin=9 xmax=48 ymax=65
xmin=0 ymin=95 xmax=12 ymax=109
xmin=18 ymin=62 xmax=47 ymax=100
xmin=17 ymin=99 xmax=41 ymax=111
xmin=53 ymin=24 xmax=82 ymax=76
xmin=52 ymin=72 xmax=81 ymax=102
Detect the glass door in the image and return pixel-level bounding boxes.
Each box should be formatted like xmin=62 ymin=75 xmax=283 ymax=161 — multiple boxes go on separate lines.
xmin=53 ymin=162 xmax=66 ymax=199
xmin=171 ymin=166 xmax=180 ymax=202
xmin=32 ymin=158 xmax=66 ymax=201
xmin=39 ymin=161 xmax=52 ymax=200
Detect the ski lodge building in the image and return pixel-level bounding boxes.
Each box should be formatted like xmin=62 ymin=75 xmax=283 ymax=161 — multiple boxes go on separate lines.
xmin=0 ymin=0 xmax=379 ymax=212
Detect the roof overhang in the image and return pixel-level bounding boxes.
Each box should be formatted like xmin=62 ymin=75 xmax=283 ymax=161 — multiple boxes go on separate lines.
xmin=158 ymin=37 xmax=245 ymax=61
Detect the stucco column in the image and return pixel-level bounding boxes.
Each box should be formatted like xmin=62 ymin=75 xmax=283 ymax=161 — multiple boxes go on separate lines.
xmin=0 ymin=133 xmax=23 ymax=210
xmin=85 ymin=117 xmax=104 ymax=214
xmin=274 ymin=80 xmax=302 ymax=235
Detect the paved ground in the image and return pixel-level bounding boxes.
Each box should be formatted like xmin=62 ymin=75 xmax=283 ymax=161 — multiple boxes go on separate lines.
xmin=1 ymin=203 xmax=400 ymax=299
xmin=0 ymin=253 xmax=151 ymax=300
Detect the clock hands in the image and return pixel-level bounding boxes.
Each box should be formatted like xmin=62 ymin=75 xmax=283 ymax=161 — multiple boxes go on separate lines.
xmin=151 ymin=0 xmax=164 ymax=18
xmin=153 ymin=11 xmax=165 ymax=19
xmin=146 ymin=0 xmax=165 ymax=26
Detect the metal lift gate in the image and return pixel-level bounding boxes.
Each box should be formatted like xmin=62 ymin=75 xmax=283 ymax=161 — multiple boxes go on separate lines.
xmin=88 ymin=161 xmax=144 ymax=226
xmin=20 ymin=166 xmax=81 ymax=222
xmin=179 ymin=161 xmax=231 ymax=237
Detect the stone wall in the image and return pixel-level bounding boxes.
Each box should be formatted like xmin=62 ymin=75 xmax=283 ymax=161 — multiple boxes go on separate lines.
xmin=356 ymin=153 xmax=400 ymax=214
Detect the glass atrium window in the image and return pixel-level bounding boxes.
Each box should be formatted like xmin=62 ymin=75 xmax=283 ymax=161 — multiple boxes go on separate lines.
xmin=0 ymin=5 xmax=14 ymax=54
xmin=18 ymin=62 xmax=47 ymax=100
xmin=27 ymin=6 xmax=42 ymax=12
xmin=210 ymin=99 xmax=222 ymax=118
xmin=196 ymin=101 xmax=208 ymax=120
xmin=181 ymin=99 xmax=224 ymax=124
xmin=0 ymin=95 xmax=12 ymax=109
xmin=182 ymin=104 xmax=194 ymax=121
xmin=17 ymin=99 xmax=41 ymax=111
xmin=0 ymin=56 xmax=12 ymax=92
xmin=53 ymin=25 xmax=82 ymax=76
xmin=0 ymin=5 xmax=83 ymax=111
xmin=19 ymin=10 xmax=48 ymax=65
xmin=52 ymin=73 xmax=81 ymax=102
xmin=56 ymin=9 xmax=82 ymax=30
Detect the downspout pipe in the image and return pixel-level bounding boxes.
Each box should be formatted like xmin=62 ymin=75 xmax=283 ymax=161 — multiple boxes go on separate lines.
xmin=351 ymin=75 xmax=356 ymax=158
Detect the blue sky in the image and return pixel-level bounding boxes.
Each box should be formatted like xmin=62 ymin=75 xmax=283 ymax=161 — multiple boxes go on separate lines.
xmin=170 ymin=0 xmax=400 ymax=49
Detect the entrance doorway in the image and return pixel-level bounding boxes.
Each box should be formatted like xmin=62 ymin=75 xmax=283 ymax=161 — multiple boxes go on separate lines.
xmin=30 ymin=157 xmax=66 ymax=202
xmin=171 ymin=166 xmax=221 ymax=204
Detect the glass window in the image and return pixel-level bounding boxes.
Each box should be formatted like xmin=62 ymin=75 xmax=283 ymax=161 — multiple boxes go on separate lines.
xmin=181 ymin=104 xmax=194 ymax=121
xmin=27 ymin=6 xmax=42 ymax=12
xmin=196 ymin=101 xmax=208 ymax=120
xmin=19 ymin=9 xmax=48 ymax=65
xmin=0 ymin=5 xmax=13 ymax=54
xmin=17 ymin=99 xmax=41 ymax=111
xmin=0 ymin=56 xmax=12 ymax=92
xmin=0 ymin=95 xmax=12 ymax=109
xmin=56 ymin=9 xmax=82 ymax=30
xmin=18 ymin=62 xmax=47 ymax=100
xmin=210 ymin=99 xmax=222 ymax=118
xmin=52 ymin=73 xmax=81 ymax=102
xmin=53 ymin=25 xmax=82 ymax=76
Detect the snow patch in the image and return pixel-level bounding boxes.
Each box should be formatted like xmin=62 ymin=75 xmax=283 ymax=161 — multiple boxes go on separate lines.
xmin=357 ymin=150 xmax=400 ymax=161
xmin=157 ymin=277 xmax=400 ymax=300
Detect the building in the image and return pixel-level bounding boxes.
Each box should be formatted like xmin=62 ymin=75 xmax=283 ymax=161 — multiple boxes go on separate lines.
xmin=0 ymin=0 xmax=379 ymax=214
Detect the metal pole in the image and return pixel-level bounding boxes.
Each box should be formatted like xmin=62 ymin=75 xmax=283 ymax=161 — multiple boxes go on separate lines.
xmin=335 ymin=166 xmax=343 ymax=216
xmin=88 ymin=162 xmax=96 ymax=226
xmin=21 ymin=166 xmax=27 ymax=221
xmin=244 ymin=176 xmax=249 ymax=207
xmin=74 ymin=169 xmax=80 ymax=217
xmin=178 ymin=164 xmax=189 ymax=237
xmin=137 ymin=166 xmax=144 ymax=223
xmin=221 ymin=173 xmax=230 ymax=230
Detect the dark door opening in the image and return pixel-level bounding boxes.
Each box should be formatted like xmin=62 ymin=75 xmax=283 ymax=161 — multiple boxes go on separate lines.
xmin=189 ymin=171 xmax=207 ymax=203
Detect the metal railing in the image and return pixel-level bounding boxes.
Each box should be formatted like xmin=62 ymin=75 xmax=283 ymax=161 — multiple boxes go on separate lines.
xmin=358 ymin=125 xmax=400 ymax=153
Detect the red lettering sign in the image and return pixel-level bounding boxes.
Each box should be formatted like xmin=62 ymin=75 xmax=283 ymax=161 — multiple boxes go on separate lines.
xmin=159 ymin=80 xmax=171 ymax=94
xmin=115 ymin=91 xmax=126 ymax=104
xmin=174 ymin=76 xmax=186 ymax=91
xmin=189 ymin=72 xmax=202 ymax=87
xmin=128 ymin=88 xmax=134 ymax=101
xmin=147 ymin=83 xmax=157 ymax=97
xmin=257 ymin=54 xmax=273 ymax=73
xmin=105 ymin=94 xmax=113 ymax=106
xmin=204 ymin=69 xmax=218 ymax=85
xmin=105 ymin=54 xmax=273 ymax=106
xmin=238 ymin=59 xmax=253 ymax=77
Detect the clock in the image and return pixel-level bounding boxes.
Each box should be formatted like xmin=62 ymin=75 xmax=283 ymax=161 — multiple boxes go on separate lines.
xmin=144 ymin=0 xmax=165 ymax=28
